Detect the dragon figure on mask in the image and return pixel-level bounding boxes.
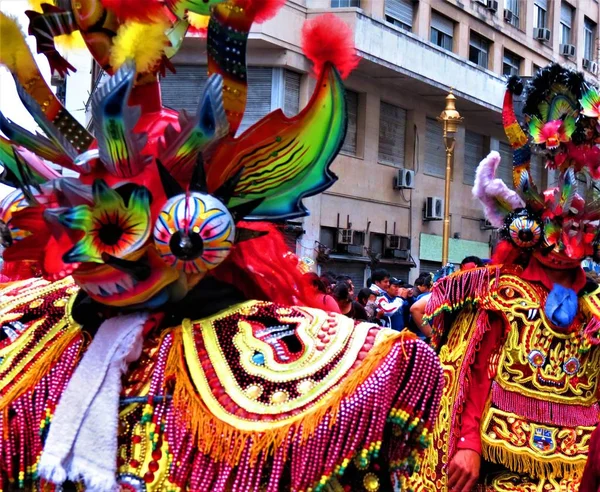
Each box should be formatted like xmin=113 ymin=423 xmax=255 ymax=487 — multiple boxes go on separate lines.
xmin=409 ymin=65 xmax=600 ymax=491
xmin=0 ymin=0 xmax=443 ymax=490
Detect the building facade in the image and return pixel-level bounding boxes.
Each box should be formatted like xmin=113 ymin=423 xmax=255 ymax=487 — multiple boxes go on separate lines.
xmin=157 ymin=0 xmax=599 ymax=284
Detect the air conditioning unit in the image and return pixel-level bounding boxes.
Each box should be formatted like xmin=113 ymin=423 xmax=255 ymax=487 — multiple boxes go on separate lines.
xmin=338 ymin=229 xmax=354 ymax=245
xmin=503 ymin=9 xmax=513 ymax=23
xmin=487 ymin=0 xmax=498 ymax=12
xmin=533 ymin=27 xmax=551 ymax=42
xmin=583 ymin=58 xmax=599 ymax=74
xmin=480 ymin=219 xmax=495 ymax=231
xmin=391 ymin=249 xmax=410 ymax=260
xmin=474 ymin=0 xmax=487 ymax=5
xmin=424 ymin=197 xmax=444 ymax=221
xmin=560 ymin=44 xmax=576 ymax=58
xmin=346 ymin=245 xmax=364 ymax=255
xmin=385 ymin=235 xmax=410 ymax=250
xmin=394 ymin=168 xmax=415 ymax=189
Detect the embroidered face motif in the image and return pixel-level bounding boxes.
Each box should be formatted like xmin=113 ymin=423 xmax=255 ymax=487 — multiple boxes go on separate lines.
xmin=489 ymin=275 xmax=600 ymax=402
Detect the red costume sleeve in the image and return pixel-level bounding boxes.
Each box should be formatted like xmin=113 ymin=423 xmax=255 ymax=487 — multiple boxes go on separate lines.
xmin=581 ymin=426 xmax=600 ymax=491
xmin=456 ymin=315 xmax=504 ymax=454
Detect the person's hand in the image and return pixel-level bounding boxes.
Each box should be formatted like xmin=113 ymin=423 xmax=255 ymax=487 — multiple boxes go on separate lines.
xmin=447 ymin=449 xmax=480 ymax=491
xmin=376 ymin=310 xmax=384 ymax=319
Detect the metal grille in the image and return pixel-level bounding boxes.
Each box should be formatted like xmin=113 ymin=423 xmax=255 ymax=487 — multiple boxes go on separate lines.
xmin=283 ymin=70 xmax=301 ymax=117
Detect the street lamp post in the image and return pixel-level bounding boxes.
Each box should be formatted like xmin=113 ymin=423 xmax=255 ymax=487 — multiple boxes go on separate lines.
xmin=437 ymin=91 xmax=463 ymax=266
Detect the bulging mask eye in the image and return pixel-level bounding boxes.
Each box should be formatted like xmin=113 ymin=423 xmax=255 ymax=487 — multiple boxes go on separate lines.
xmin=153 ymin=192 xmax=235 ymax=274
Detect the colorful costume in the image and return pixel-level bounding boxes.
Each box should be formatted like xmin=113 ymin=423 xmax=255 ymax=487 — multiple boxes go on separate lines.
xmin=0 ymin=1 xmax=443 ymax=490
xmin=410 ymin=65 xmax=600 ymax=491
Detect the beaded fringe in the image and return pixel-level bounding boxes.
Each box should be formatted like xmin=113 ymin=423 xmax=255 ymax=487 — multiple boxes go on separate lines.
xmin=492 ymin=382 xmax=599 ymax=428
xmin=159 ymin=330 xmax=443 ymax=491
xmin=0 ymin=338 xmax=82 ymax=488
xmin=482 ymin=439 xmax=585 ymax=480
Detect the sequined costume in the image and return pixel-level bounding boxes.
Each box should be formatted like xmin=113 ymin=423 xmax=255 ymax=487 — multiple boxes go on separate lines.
xmin=0 ymin=1 xmax=442 ymax=490
xmin=410 ymin=66 xmax=600 ymax=491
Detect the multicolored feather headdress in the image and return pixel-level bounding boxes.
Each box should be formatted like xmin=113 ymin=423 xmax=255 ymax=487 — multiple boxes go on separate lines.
xmin=0 ymin=1 xmax=358 ymax=308
xmin=474 ymin=64 xmax=600 ymax=268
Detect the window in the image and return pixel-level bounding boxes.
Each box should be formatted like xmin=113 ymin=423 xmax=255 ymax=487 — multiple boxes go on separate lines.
xmin=430 ymin=12 xmax=454 ymax=52
xmin=283 ymin=70 xmax=301 ymax=116
xmin=503 ymin=50 xmax=522 ymax=77
xmin=385 ymin=0 xmax=414 ymax=31
xmin=505 ymin=0 xmax=520 ymax=28
xmin=331 ymin=0 xmax=360 ymax=7
xmin=533 ymin=0 xmax=547 ymax=29
xmin=238 ymin=68 xmax=276 ymax=133
xmin=498 ymin=142 xmax=515 ymax=188
xmin=463 ymin=131 xmax=486 ymax=185
xmin=424 ymin=118 xmax=445 ymax=178
xmin=560 ymin=2 xmax=573 ymax=45
xmin=378 ymin=102 xmax=407 ymax=166
xmin=341 ymin=90 xmax=359 ymax=155
xmin=584 ymin=18 xmax=597 ymax=61
xmin=533 ymin=63 xmax=542 ymax=75
xmin=469 ymin=32 xmax=490 ymax=69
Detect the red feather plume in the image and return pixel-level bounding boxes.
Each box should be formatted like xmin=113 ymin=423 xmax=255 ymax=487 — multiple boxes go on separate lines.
xmin=301 ymin=14 xmax=359 ymax=79
xmin=100 ymin=0 xmax=166 ymax=22
xmin=237 ymin=0 xmax=286 ymax=24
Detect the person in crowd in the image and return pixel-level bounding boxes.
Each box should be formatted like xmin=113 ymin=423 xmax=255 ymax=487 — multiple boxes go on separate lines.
xmin=399 ymin=282 xmax=414 ymax=329
xmin=357 ymin=287 xmax=378 ymax=321
xmin=336 ymin=275 xmax=355 ymax=299
xmin=414 ymin=274 xmax=432 ymax=299
xmin=368 ymin=268 xmax=391 ymax=295
xmin=320 ymin=271 xmax=337 ymax=294
xmin=304 ymin=272 xmax=341 ymax=313
xmin=460 ymin=256 xmax=484 ymax=270
xmin=410 ymin=293 xmax=432 ymax=339
xmin=332 ymin=282 xmax=368 ymax=321
xmin=373 ymin=277 xmax=405 ymax=330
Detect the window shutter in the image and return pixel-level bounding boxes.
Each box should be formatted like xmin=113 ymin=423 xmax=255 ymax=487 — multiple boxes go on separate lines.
xmin=238 ymin=67 xmax=273 ymax=134
xmin=341 ymin=90 xmax=359 ymax=155
xmin=385 ymin=0 xmax=414 ymax=28
xmin=561 ymin=2 xmax=573 ymax=27
xmin=431 ymin=13 xmax=454 ymax=36
xmin=283 ymin=70 xmax=301 ymax=117
xmin=424 ymin=118 xmax=445 ymax=178
xmin=160 ymin=65 xmax=208 ymax=113
xmin=498 ymin=142 xmax=514 ymax=189
xmin=378 ymin=102 xmax=406 ymax=166
xmin=534 ymin=0 xmax=548 ymax=10
xmin=464 ymin=131 xmax=485 ymax=185
xmin=530 ymin=154 xmax=544 ymax=187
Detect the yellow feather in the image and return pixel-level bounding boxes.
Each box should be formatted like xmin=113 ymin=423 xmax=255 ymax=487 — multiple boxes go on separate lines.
xmin=110 ymin=20 xmax=170 ymax=74
xmin=187 ymin=12 xmax=209 ymax=30
xmin=27 ymin=0 xmax=54 ymax=13
xmin=0 ymin=13 xmax=38 ymax=82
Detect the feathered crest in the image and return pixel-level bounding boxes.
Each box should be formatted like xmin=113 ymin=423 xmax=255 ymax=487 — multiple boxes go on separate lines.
xmin=492 ymin=63 xmax=600 ymax=262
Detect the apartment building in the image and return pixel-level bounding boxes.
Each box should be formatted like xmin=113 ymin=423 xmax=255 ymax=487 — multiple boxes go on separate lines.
xmin=159 ymin=0 xmax=600 ymax=285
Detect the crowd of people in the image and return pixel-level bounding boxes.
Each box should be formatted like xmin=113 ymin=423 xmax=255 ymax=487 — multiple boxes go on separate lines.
xmin=306 ymin=255 xmax=486 ymax=340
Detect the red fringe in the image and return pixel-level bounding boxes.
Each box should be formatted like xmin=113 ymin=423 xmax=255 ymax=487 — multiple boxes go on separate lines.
xmin=210 ymin=222 xmax=314 ymax=308
xmin=237 ymin=0 xmax=286 ymax=23
xmin=492 ymin=382 xmax=599 ymax=427
xmin=426 ymin=265 xmax=499 ymax=345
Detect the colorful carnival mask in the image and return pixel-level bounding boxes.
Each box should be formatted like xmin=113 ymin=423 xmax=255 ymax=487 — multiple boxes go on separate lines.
xmin=0 ymin=1 xmax=358 ymax=308
xmin=473 ymin=65 xmax=600 ymax=268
